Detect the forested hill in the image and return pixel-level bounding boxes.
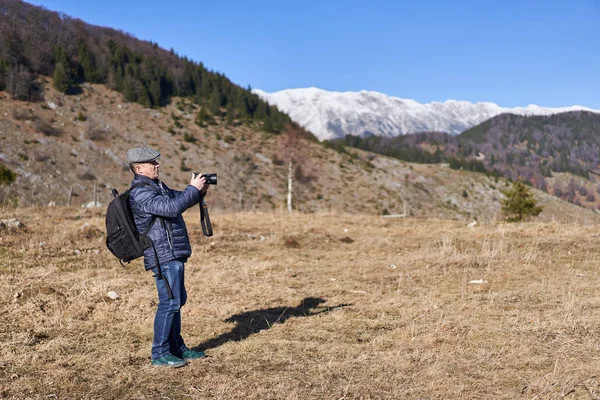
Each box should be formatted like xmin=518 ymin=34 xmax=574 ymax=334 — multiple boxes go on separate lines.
xmin=331 ymin=111 xmax=600 ymax=206
xmin=0 ymin=0 xmax=295 ymax=133
xmin=456 ymin=111 xmax=600 ymax=182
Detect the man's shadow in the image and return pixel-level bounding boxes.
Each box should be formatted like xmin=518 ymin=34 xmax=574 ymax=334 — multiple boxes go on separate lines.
xmin=193 ymin=297 xmax=351 ymax=351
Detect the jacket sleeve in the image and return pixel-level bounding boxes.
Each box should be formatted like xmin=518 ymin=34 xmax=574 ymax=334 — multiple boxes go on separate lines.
xmin=133 ymin=185 xmax=201 ymax=218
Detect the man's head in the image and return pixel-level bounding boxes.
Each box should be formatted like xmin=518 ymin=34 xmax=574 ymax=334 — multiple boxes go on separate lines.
xmin=127 ymin=147 xmax=161 ymax=179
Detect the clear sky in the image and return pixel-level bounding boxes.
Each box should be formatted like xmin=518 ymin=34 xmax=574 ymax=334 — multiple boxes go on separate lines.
xmin=25 ymin=0 xmax=600 ymax=108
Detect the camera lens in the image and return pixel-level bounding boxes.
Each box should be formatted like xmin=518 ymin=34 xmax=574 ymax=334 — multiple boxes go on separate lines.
xmin=196 ymin=173 xmax=217 ymax=185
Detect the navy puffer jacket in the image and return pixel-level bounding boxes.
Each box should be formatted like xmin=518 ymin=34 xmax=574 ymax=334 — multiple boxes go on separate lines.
xmin=129 ymin=174 xmax=201 ymax=270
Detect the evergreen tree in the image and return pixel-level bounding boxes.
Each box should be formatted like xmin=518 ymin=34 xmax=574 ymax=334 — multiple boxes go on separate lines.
xmin=149 ymin=79 xmax=161 ymax=107
xmin=122 ymin=77 xmax=136 ymax=102
xmin=263 ymin=118 xmax=274 ymax=133
xmin=209 ymin=86 xmax=224 ymax=115
xmin=225 ymin=104 xmax=234 ymax=126
xmin=195 ymin=106 xmax=209 ymax=127
xmin=501 ymin=181 xmax=543 ymax=222
xmin=52 ymin=45 xmax=71 ymax=93
xmin=137 ymin=86 xmax=152 ymax=108
xmin=77 ymin=42 xmax=98 ymax=83
xmin=0 ymin=60 xmax=8 ymax=91
xmin=52 ymin=62 xmax=70 ymax=93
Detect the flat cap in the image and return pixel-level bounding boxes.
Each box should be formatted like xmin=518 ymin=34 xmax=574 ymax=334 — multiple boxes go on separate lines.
xmin=127 ymin=147 xmax=160 ymax=164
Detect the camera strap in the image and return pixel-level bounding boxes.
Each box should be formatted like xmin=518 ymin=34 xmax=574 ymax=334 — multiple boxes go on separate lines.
xmin=199 ymin=198 xmax=213 ymax=237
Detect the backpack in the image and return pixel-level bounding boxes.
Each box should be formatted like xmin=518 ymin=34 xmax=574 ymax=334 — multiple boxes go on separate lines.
xmin=105 ymin=183 xmax=173 ymax=298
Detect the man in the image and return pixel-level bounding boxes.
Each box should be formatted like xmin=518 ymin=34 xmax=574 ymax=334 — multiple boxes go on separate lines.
xmin=127 ymin=147 xmax=208 ymax=368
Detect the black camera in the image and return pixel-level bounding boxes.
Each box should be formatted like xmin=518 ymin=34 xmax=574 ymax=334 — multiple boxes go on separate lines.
xmin=194 ymin=172 xmax=217 ymax=185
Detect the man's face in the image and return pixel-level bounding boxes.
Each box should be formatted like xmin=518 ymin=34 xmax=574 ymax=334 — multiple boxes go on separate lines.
xmin=135 ymin=159 xmax=160 ymax=179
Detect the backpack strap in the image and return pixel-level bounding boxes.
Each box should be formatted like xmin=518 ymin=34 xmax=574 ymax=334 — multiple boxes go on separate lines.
xmin=141 ymin=216 xmax=157 ymax=235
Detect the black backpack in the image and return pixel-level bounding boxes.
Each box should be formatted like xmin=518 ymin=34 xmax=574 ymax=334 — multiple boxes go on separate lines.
xmin=105 ymin=183 xmax=173 ymax=298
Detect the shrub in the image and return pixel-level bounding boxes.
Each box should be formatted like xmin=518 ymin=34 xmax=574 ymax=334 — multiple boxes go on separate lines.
xmin=0 ymin=164 xmax=16 ymax=185
xmin=180 ymin=158 xmax=191 ymax=172
xmin=35 ymin=120 xmax=62 ymax=137
xmin=12 ymin=109 xmax=32 ymax=121
xmin=183 ymin=132 xmax=197 ymax=143
xmin=224 ymin=135 xmax=235 ymax=144
xmin=85 ymin=119 xmax=108 ymax=141
xmin=272 ymin=155 xmax=284 ymax=166
xmin=77 ymin=171 xmax=97 ymax=181
xmin=34 ymin=153 xmax=52 ymax=162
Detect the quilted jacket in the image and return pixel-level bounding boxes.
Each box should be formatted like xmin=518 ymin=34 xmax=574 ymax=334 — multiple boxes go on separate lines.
xmin=129 ymin=174 xmax=201 ymax=270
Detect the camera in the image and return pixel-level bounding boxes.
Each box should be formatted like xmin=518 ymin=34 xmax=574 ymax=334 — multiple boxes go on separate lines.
xmin=194 ymin=172 xmax=217 ymax=185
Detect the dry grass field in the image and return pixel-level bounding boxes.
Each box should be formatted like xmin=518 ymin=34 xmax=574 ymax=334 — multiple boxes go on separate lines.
xmin=2 ymin=207 xmax=600 ymax=399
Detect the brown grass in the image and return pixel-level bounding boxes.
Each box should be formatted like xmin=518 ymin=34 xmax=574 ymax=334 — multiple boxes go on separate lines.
xmin=2 ymin=207 xmax=600 ymax=399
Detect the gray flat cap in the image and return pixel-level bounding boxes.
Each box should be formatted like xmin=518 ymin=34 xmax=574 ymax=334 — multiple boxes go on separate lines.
xmin=127 ymin=147 xmax=160 ymax=164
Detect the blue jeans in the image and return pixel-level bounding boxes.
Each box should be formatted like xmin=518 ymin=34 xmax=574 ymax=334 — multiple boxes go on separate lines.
xmin=151 ymin=259 xmax=188 ymax=360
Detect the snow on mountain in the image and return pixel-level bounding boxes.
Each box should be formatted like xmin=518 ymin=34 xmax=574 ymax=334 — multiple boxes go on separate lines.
xmin=253 ymin=87 xmax=600 ymax=141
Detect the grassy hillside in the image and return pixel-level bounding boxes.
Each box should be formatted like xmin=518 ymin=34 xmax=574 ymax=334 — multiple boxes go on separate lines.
xmin=3 ymin=208 xmax=600 ymax=398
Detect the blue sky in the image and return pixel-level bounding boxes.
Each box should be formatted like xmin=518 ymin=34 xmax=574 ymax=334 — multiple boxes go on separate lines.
xmin=26 ymin=0 xmax=600 ymax=108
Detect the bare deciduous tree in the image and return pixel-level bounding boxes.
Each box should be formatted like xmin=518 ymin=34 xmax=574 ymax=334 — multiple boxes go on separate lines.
xmin=276 ymin=128 xmax=311 ymax=213
xmin=229 ymin=152 xmax=258 ymax=211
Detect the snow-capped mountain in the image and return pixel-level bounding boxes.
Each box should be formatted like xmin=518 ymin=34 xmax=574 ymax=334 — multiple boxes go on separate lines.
xmin=253 ymin=87 xmax=600 ymax=141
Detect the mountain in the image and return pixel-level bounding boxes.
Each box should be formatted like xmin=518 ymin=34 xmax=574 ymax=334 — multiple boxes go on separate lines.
xmin=253 ymin=87 xmax=599 ymax=141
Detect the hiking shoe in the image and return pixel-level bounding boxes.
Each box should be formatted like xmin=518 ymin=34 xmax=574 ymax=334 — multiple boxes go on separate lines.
xmin=151 ymin=354 xmax=187 ymax=368
xmin=181 ymin=349 xmax=206 ymax=360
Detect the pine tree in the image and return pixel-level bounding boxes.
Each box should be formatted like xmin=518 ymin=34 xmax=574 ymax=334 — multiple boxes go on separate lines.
xmin=209 ymin=86 xmax=224 ymax=115
xmin=195 ymin=106 xmax=209 ymax=127
xmin=137 ymin=86 xmax=152 ymax=108
xmin=77 ymin=42 xmax=98 ymax=83
xmin=0 ymin=60 xmax=7 ymax=91
xmin=501 ymin=181 xmax=543 ymax=222
xmin=225 ymin=104 xmax=234 ymax=126
xmin=52 ymin=62 xmax=70 ymax=93
xmin=52 ymin=45 xmax=71 ymax=93
xmin=263 ymin=118 xmax=274 ymax=133
xmin=149 ymin=79 xmax=161 ymax=107
xmin=122 ymin=77 xmax=136 ymax=102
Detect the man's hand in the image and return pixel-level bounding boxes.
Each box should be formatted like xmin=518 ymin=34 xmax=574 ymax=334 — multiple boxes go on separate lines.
xmin=190 ymin=173 xmax=209 ymax=194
